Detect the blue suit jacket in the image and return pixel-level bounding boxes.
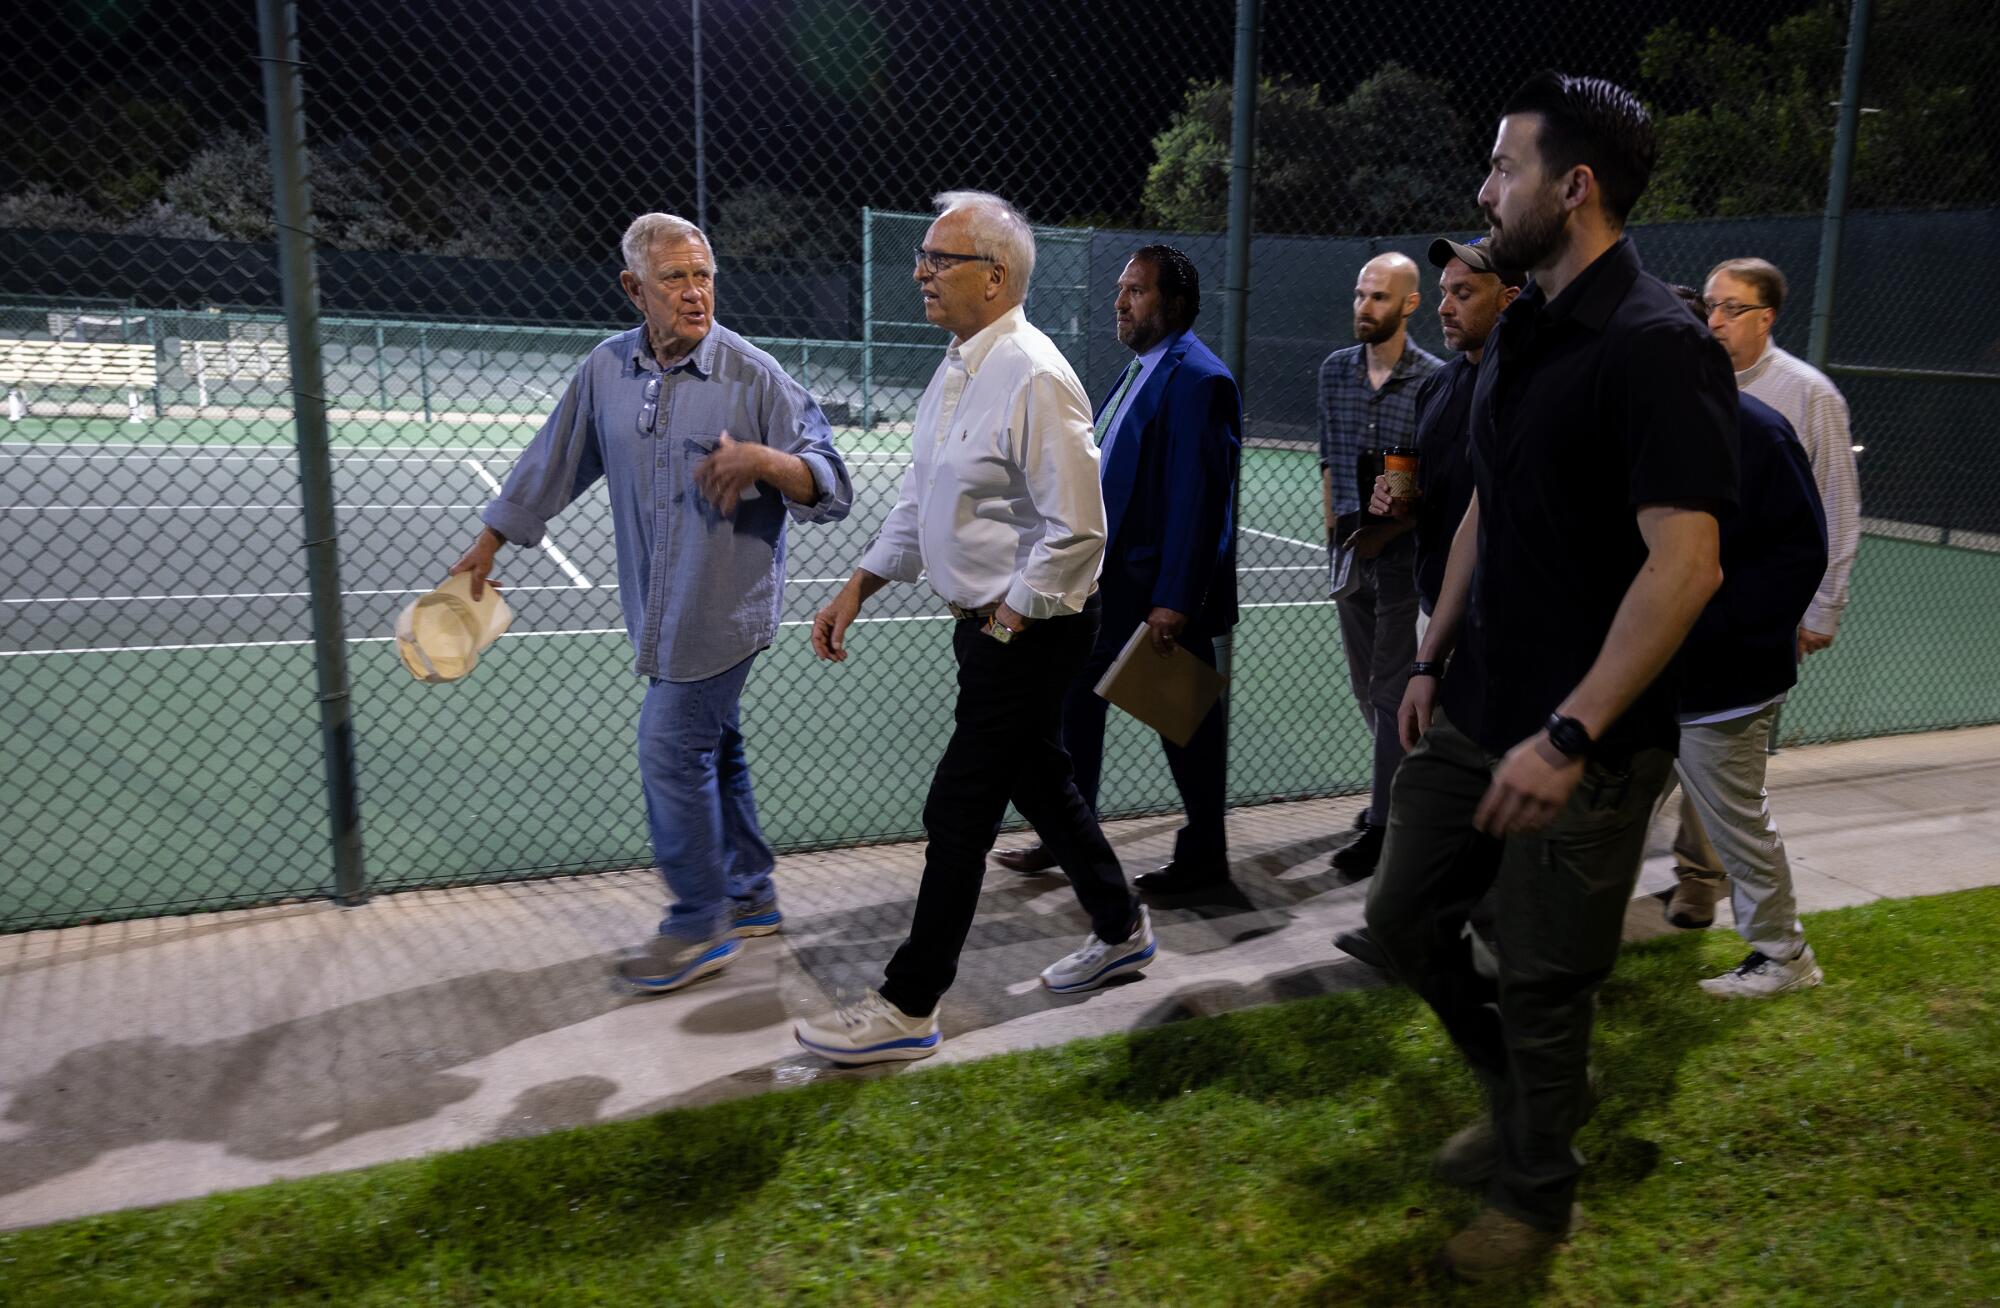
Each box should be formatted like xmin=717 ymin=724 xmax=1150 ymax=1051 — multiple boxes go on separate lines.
xmin=1094 ymin=330 xmax=1241 ymax=633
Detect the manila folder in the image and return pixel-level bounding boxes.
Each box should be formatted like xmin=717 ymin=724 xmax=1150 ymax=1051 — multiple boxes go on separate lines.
xmin=1093 ymin=622 xmax=1227 ymax=748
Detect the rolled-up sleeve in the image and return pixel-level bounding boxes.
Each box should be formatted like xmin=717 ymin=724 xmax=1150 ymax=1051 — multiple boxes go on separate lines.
xmin=765 ymin=373 xmax=854 ymax=524
xmin=1006 ymin=367 xmax=1107 ymax=619
xmin=481 ymin=363 xmax=603 ymax=546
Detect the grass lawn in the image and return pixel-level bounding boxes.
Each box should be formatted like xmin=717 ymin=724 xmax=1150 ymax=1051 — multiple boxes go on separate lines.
xmin=2 ymin=889 xmax=1995 ymax=1306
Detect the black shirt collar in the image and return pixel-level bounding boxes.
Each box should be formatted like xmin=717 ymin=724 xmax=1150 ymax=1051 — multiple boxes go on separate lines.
xmin=1528 ymin=236 xmax=1641 ymax=333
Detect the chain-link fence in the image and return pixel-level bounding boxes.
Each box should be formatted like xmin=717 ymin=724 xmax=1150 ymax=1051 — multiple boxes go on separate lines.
xmin=4 ymin=0 xmax=1996 ymax=929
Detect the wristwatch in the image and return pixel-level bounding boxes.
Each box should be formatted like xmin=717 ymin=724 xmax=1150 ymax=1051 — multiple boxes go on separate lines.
xmin=1544 ymin=713 xmax=1594 ymax=759
xmin=988 ymin=617 xmax=1016 ymax=644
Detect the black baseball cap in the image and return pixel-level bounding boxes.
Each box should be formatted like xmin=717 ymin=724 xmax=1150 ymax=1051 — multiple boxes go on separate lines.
xmin=1428 ymin=235 xmax=1526 ymax=288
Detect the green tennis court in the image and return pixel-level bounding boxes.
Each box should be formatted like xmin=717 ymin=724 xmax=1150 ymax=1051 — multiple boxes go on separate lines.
xmin=5 ymin=412 xmax=1999 ymax=928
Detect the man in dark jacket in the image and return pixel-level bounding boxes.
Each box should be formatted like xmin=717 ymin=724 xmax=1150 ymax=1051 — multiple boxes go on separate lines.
xmin=1667 ymin=285 xmax=1830 ymax=999
xmin=993 ymin=245 xmax=1242 ymax=894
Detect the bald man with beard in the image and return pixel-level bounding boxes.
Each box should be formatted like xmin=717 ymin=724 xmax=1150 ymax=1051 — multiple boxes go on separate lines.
xmin=1318 ymin=252 xmax=1443 ymax=877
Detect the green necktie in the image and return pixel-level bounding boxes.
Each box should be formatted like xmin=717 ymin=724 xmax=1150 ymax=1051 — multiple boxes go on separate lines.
xmin=1093 ymin=358 xmax=1143 ymax=446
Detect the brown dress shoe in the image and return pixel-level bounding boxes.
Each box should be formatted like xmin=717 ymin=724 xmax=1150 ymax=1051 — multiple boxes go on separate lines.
xmin=993 ymin=843 xmax=1058 ymax=874
xmin=1437 ymin=1205 xmax=1577 ymax=1282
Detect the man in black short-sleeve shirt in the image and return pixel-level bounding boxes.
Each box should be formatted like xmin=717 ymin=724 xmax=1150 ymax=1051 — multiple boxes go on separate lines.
xmin=1363 ymin=72 xmax=1738 ymax=1282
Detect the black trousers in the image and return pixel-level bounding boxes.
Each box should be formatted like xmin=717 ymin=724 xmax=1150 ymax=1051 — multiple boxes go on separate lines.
xmin=880 ymin=595 xmax=1136 ymax=1018
xmin=1365 ymin=710 xmax=1671 ymax=1230
xmin=1062 ymin=598 xmax=1228 ymax=864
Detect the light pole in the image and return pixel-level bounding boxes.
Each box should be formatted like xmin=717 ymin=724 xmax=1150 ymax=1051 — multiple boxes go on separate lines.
xmin=693 ymin=0 xmax=707 ymax=231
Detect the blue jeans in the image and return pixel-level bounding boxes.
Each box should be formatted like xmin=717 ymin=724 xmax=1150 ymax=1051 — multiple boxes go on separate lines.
xmin=637 ymin=653 xmax=775 ymax=943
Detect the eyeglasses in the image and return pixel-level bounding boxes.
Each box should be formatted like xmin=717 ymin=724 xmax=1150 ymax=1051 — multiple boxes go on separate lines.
xmin=637 ymin=374 xmax=662 ymax=435
xmin=1702 ymin=299 xmax=1771 ymax=320
xmin=913 ymin=245 xmax=996 ymax=274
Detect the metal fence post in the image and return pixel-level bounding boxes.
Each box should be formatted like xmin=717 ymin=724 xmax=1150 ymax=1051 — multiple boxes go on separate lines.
xmin=374 ymin=322 xmax=388 ymax=411
xmin=1808 ymin=0 xmax=1872 ymax=372
xmin=417 ymin=324 xmax=433 ymax=422
xmin=1217 ymin=0 xmax=1262 ymax=745
xmin=861 ymin=206 xmax=875 ymax=431
xmin=257 ymin=0 xmax=367 ymax=907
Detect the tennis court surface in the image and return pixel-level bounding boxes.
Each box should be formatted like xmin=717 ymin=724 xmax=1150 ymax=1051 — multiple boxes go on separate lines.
xmin=5 ymin=416 xmax=1379 ymax=926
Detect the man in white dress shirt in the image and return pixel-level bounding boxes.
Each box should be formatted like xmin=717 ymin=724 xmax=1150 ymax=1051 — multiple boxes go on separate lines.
xmin=795 ymin=191 xmax=1155 ymax=1064
xmin=1666 ymin=256 xmax=1862 ymax=932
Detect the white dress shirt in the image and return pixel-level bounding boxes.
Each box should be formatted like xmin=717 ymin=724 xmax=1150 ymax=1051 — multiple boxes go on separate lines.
xmin=859 ymin=304 xmax=1106 ymax=618
xmin=1738 ymin=343 xmax=1860 ymax=637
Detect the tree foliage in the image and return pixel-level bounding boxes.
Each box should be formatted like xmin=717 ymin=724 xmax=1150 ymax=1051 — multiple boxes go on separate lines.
xmin=711 ymin=184 xmax=847 ymax=262
xmin=1142 ymin=64 xmax=1475 ymax=236
xmin=1636 ymin=0 xmax=1999 ymax=220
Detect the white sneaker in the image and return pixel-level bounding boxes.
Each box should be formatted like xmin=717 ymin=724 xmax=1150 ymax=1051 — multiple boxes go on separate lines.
xmin=1699 ymin=945 xmax=1824 ymax=999
xmin=794 ymin=990 xmax=941 ymax=1065
xmin=1040 ymin=904 xmax=1156 ymax=994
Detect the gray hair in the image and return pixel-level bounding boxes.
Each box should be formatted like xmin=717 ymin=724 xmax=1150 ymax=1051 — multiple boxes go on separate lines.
xmin=932 ymin=190 xmax=1035 ymax=301
xmin=620 ymin=212 xmax=711 ymax=278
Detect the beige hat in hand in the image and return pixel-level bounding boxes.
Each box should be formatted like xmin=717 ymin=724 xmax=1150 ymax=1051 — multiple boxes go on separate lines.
xmin=395 ymin=573 xmax=512 ymax=683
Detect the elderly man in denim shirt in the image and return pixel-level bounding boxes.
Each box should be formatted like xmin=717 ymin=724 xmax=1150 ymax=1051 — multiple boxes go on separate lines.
xmin=451 ymin=212 xmax=852 ymax=994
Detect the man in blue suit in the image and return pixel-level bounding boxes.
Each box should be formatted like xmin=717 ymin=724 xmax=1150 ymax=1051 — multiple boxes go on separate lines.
xmin=994 ymin=245 xmax=1243 ymax=894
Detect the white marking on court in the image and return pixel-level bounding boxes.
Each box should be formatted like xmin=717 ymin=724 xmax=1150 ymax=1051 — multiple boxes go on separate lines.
xmin=2 ymin=611 xmax=949 ymax=657
xmin=463 ymin=458 xmax=592 ymax=589
xmin=7 ymin=503 xmax=486 ymax=513
xmin=1241 ymin=527 xmax=1324 ymax=552
xmin=1238 ymin=600 xmax=1336 ymax=610
xmin=0 ymin=440 xmax=533 ymax=455
xmin=5 ymin=452 xmax=511 ymax=465
xmin=3 ymin=583 xmax=591 ymax=606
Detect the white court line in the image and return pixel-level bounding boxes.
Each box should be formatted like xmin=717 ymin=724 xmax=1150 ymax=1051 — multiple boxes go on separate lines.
xmin=1241 ymin=527 xmax=1325 ymax=552
xmin=6 ymin=452 xmax=915 ymax=465
xmin=3 ymin=583 xmax=591 ymax=606
xmin=2 ymin=611 xmax=952 ymax=658
xmin=0 ymin=440 xmax=533 ymax=455
xmin=4 ymin=603 xmax=1338 ymax=658
xmin=7 ymin=503 xmax=485 ymax=513
xmin=6 ymin=452 xmax=504 ymax=465
xmin=463 ymin=458 xmax=592 ymax=589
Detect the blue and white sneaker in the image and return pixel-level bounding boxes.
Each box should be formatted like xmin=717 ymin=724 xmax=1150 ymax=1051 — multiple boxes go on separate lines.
xmin=794 ymin=990 xmax=942 ymax=1065
xmin=1040 ymin=904 xmax=1156 ymax=993
xmin=730 ymin=896 xmax=784 ymax=938
xmin=615 ymin=933 xmax=739 ymax=995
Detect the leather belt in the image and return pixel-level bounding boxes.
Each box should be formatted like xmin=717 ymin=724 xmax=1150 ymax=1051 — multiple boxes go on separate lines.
xmin=946 ymin=601 xmax=999 ymax=622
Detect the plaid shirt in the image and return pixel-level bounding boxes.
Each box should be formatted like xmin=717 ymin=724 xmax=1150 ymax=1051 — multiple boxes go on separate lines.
xmin=1317 ymin=340 xmax=1443 ymax=515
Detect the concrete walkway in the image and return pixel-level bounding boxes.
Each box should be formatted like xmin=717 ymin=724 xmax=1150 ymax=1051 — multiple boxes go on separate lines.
xmin=4 ymin=724 xmax=1997 ymax=1231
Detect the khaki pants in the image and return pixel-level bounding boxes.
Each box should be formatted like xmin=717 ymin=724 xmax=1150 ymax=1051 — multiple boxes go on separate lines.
xmin=1672 ymin=705 xmax=1807 ymax=960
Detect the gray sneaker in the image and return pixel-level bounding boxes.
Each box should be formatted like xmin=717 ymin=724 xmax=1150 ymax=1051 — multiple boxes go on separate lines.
xmin=1700 ymin=945 xmax=1823 ymax=998
xmin=1040 ymin=905 xmax=1156 ymax=994
xmin=614 ymin=933 xmax=739 ymax=995
xmin=730 ymin=896 xmax=783 ymax=937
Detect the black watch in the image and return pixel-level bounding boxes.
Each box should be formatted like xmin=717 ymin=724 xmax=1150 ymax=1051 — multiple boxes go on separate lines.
xmin=1544 ymin=713 xmax=1594 ymax=759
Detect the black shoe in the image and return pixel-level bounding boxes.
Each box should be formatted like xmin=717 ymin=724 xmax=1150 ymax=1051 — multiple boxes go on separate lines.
xmin=1329 ymin=825 xmax=1385 ymax=877
xmin=1334 ymin=926 xmax=1392 ymax=972
xmin=1353 ymin=807 xmax=1374 ymax=831
xmin=993 ymin=843 xmax=1058 ymax=874
xmin=1135 ymin=859 xmax=1233 ymax=896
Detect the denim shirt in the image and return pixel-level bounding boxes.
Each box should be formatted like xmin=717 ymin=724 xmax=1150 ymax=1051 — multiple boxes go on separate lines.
xmin=482 ymin=322 xmax=852 ymax=682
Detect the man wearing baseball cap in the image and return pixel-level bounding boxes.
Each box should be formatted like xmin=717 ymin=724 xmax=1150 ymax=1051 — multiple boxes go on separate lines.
xmin=1337 ymin=235 xmax=1521 ymax=971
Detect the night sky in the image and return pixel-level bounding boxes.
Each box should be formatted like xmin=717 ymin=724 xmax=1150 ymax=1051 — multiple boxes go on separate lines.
xmin=10 ymin=0 xmax=1816 ymax=254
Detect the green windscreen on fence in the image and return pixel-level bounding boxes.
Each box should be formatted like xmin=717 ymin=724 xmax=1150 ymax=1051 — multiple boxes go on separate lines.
xmin=4 ymin=0 xmax=1998 ymax=929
